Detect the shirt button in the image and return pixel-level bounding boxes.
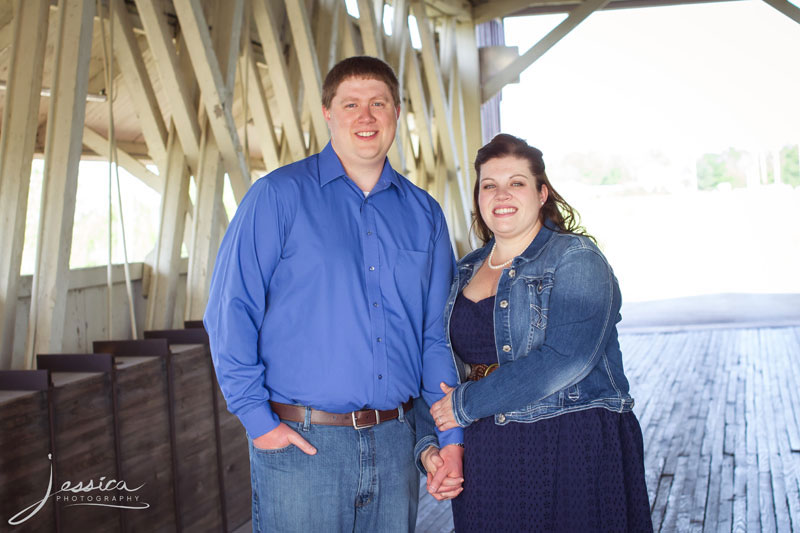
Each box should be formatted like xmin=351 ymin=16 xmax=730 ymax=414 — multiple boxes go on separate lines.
xmin=378 ymin=374 xmax=383 ymax=380
xmin=508 ymin=269 xmax=515 ymax=278
xmin=369 ymin=266 xmax=375 ymax=271
xmin=499 ymin=300 xmax=509 ymax=308
xmin=373 ymin=302 xmax=379 ymax=307
xmin=367 ymin=231 xmax=373 ymax=236
xmin=497 ymin=414 xmax=506 ymax=423
xmin=502 ymin=344 xmax=511 ymax=352
xmin=377 ymin=337 xmax=382 ymax=342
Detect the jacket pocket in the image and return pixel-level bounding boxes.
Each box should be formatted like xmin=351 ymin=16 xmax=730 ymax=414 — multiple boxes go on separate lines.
xmin=519 ymin=273 xmax=554 ymax=352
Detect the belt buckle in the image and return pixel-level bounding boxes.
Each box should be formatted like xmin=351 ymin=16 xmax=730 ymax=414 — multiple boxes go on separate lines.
xmin=352 ymin=409 xmax=380 ymax=429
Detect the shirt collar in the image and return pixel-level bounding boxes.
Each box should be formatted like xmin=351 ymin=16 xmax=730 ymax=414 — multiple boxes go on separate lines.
xmin=317 ymin=142 xmax=405 ymax=197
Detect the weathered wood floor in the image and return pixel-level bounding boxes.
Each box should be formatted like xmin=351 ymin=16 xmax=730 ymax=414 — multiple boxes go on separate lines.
xmin=415 ymin=326 xmax=800 ymax=532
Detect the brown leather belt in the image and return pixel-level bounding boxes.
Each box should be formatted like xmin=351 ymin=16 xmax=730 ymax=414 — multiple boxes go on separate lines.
xmin=467 ymin=363 xmax=499 ymax=381
xmin=269 ymin=399 xmax=414 ymax=429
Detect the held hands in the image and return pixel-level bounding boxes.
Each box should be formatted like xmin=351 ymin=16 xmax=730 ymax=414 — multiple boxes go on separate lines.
xmin=430 ymin=382 xmax=459 ymax=431
xmin=252 ymin=422 xmax=317 ymax=455
xmin=421 ymin=444 xmax=464 ymax=501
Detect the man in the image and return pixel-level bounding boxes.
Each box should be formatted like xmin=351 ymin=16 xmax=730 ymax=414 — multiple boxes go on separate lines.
xmin=204 ymin=56 xmax=462 ymax=532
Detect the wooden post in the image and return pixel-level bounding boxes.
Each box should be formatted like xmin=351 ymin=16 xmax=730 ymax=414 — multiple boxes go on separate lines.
xmin=146 ymin=123 xmax=191 ymax=330
xmin=455 ymin=19 xmax=483 ymax=189
xmin=0 ymin=0 xmax=50 ymax=370
xmin=405 ymin=41 xmax=436 ymax=189
xmin=134 ymin=0 xmax=202 ymax=173
xmin=172 ymin=0 xmax=251 ymax=202
xmin=411 ymin=4 xmax=470 ymax=240
xmin=285 ymin=0 xmax=328 ymax=150
xmin=109 ymin=0 xmax=168 ymax=170
xmin=357 ymin=0 xmax=385 ymax=58
xmin=25 ymin=0 xmax=95 ymax=367
xmin=253 ymin=0 xmax=308 ymax=162
xmin=184 ymin=0 xmax=244 ymax=321
xmin=241 ymin=43 xmax=281 ymax=172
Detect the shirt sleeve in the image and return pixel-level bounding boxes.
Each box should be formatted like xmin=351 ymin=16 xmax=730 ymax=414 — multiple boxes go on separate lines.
xmin=451 ymin=246 xmax=620 ymax=425
xmin=203 ymin=178 xmax=284 ymax=439
xmin=418 ymin=210 xmax=464 ymax=447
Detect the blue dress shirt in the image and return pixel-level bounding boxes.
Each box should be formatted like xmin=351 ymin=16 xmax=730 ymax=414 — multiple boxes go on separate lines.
xmin=204 ymin=143 xmax=463 ymax=447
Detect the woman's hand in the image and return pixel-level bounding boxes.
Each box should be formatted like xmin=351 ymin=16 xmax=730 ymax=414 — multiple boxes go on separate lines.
xmin=430 ymin=382 xmax=459 ymax=431
xmin=420 ymin=445 xmax=464 ymax=501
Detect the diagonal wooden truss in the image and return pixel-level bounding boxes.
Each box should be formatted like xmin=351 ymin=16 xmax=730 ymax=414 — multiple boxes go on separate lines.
xmin=0 ymin=0 xmax=486 ymax=368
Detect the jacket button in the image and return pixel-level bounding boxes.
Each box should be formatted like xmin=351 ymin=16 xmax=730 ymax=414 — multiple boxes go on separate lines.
xmin=497 ymin=414 xmax=506 ymax=423
xmin=508 ymin=269 xmax=515 ymax=278
xmin=502 ymin=344 xmax=511 ymax=352
xmin=499 ymin=300 xmax=508 ymax=308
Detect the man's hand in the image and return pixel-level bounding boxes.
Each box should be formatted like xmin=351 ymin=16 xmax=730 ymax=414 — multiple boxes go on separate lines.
xmin=422 ymin=444 xmax=464 ymax=501
xmin=252 ymin=422 xmax=317 ymax=455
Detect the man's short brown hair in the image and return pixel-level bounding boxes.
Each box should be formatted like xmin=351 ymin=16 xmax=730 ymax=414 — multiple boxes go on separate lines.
xmin=321 ymin=56 xmax=400 ymax=109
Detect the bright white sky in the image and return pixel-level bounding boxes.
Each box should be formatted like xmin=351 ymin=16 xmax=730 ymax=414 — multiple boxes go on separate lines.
xmin=501 ymin=1 xmax=800 ymax=160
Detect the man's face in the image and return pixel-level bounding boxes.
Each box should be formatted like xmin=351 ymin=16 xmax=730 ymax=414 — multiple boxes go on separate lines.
xmin=323 ymin=77 xmax=399 ymax=173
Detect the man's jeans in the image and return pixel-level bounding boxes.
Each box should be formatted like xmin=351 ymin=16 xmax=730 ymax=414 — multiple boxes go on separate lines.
xmin=247 ymin=407 xmax=419 ymax=532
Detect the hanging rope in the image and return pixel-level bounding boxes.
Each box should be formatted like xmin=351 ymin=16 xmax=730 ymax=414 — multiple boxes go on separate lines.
xmin=98 ymin=0 xmax=138 ymax=340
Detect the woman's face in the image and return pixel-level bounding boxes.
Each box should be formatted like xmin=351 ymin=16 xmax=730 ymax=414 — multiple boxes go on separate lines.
xmin=478 ymin=156 xmax=548 ymax=243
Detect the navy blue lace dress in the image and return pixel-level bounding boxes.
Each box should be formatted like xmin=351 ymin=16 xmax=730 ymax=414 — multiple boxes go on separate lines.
xmin=449 ymin=292 xmax=653 ymax=532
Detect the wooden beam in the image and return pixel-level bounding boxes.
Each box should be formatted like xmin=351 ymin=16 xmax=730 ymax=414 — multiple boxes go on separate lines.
xmin=454 ymin=20 xmax=482 ymax=193
xmin=82 ymin=127 xmax=162 ymax=193
xmin=438 ymin=17 xmax=456 ymax=94
xmin=0 ymin=0 xmax=50 ymax=370
xmin=339 ymin=2 xmax=361 ymax=59
xmin=357 ymin=0 xmax=385 ymax=58
xmin=172 ymin=0 xmax=251 ymax=202
xmin=109 ymin=0 xmax=168 ymax=170
xmin=387 ymin=0 xmax=409 ymax=70
xmin=185 ymin=125 xmax=226 ymax=320
xmin=241 ymin=43 xmax=281 ymax=172
xmin=473 ymin=0 xmax=535 ymax=24
xmin=183 ymin=0 xmax=242 ymax=320
xmin=252 ymin=0 xmax=307 ymax=161
xmin=314 ymin=0 xmax=339 ymax=75
xmin=481 ymin=0 xmax=611 ymax=102
xmin=762 ymin=0 xmax=800 ymax=24
xmin=26 ymin=0 xmax=95 ymax=366
xmin=404 ymin=43 xmax=436 ymax=187
xmin=146 ymin=122 xmax=191 ymax=330
xmin=411 ymin=3 xmax=471 ymax=237
xmin=284 ymin=0 xmax=328 ymax=150
xmin=426 ymin=0 xmax=473 ymax=19
xmin=134 ymin=0 xmax=201 ymax=172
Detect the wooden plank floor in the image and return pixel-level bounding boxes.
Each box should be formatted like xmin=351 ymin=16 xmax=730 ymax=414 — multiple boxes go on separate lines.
xmin=416 ymin=326 xmax=800 ymax=532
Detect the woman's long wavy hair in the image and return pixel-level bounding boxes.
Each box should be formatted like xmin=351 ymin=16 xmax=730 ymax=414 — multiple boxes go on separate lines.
xmin=471 ymin=133 xmax=594 ymax=246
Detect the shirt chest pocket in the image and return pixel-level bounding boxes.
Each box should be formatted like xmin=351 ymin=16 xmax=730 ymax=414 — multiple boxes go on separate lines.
xmin=387 ymin=248 xmax=430 ymax=308
xmin=510 ymin=273 xmax=554 ymax=353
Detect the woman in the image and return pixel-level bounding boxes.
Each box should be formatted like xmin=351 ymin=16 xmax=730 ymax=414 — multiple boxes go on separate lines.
xmin=428 ymin=134 xmax=652 ymax=532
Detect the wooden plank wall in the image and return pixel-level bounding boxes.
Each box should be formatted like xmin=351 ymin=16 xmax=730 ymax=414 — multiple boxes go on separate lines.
xmin=0 ymin=338 xmax=250 ymax=532
xmin=415 ymin=326 xmax=800 ymax=533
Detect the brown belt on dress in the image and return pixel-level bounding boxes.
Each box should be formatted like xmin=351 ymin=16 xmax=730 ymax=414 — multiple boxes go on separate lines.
xmin=269 ymin=398 xmax=414 ymax=429
xmin=466 ymin=363 xmax=499 ymax=381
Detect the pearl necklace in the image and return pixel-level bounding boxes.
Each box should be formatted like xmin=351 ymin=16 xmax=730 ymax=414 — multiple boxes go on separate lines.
xmin=487 ymin=243 xmax=514 ymax=270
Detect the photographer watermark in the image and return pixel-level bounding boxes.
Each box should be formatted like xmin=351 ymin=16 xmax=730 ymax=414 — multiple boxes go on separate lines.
xmin=8 ymin=454 xmax=150 ymax=526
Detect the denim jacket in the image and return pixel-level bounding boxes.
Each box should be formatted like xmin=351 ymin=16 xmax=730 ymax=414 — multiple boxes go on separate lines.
xmin=447 ymin=220 xmax=635 ymax=427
